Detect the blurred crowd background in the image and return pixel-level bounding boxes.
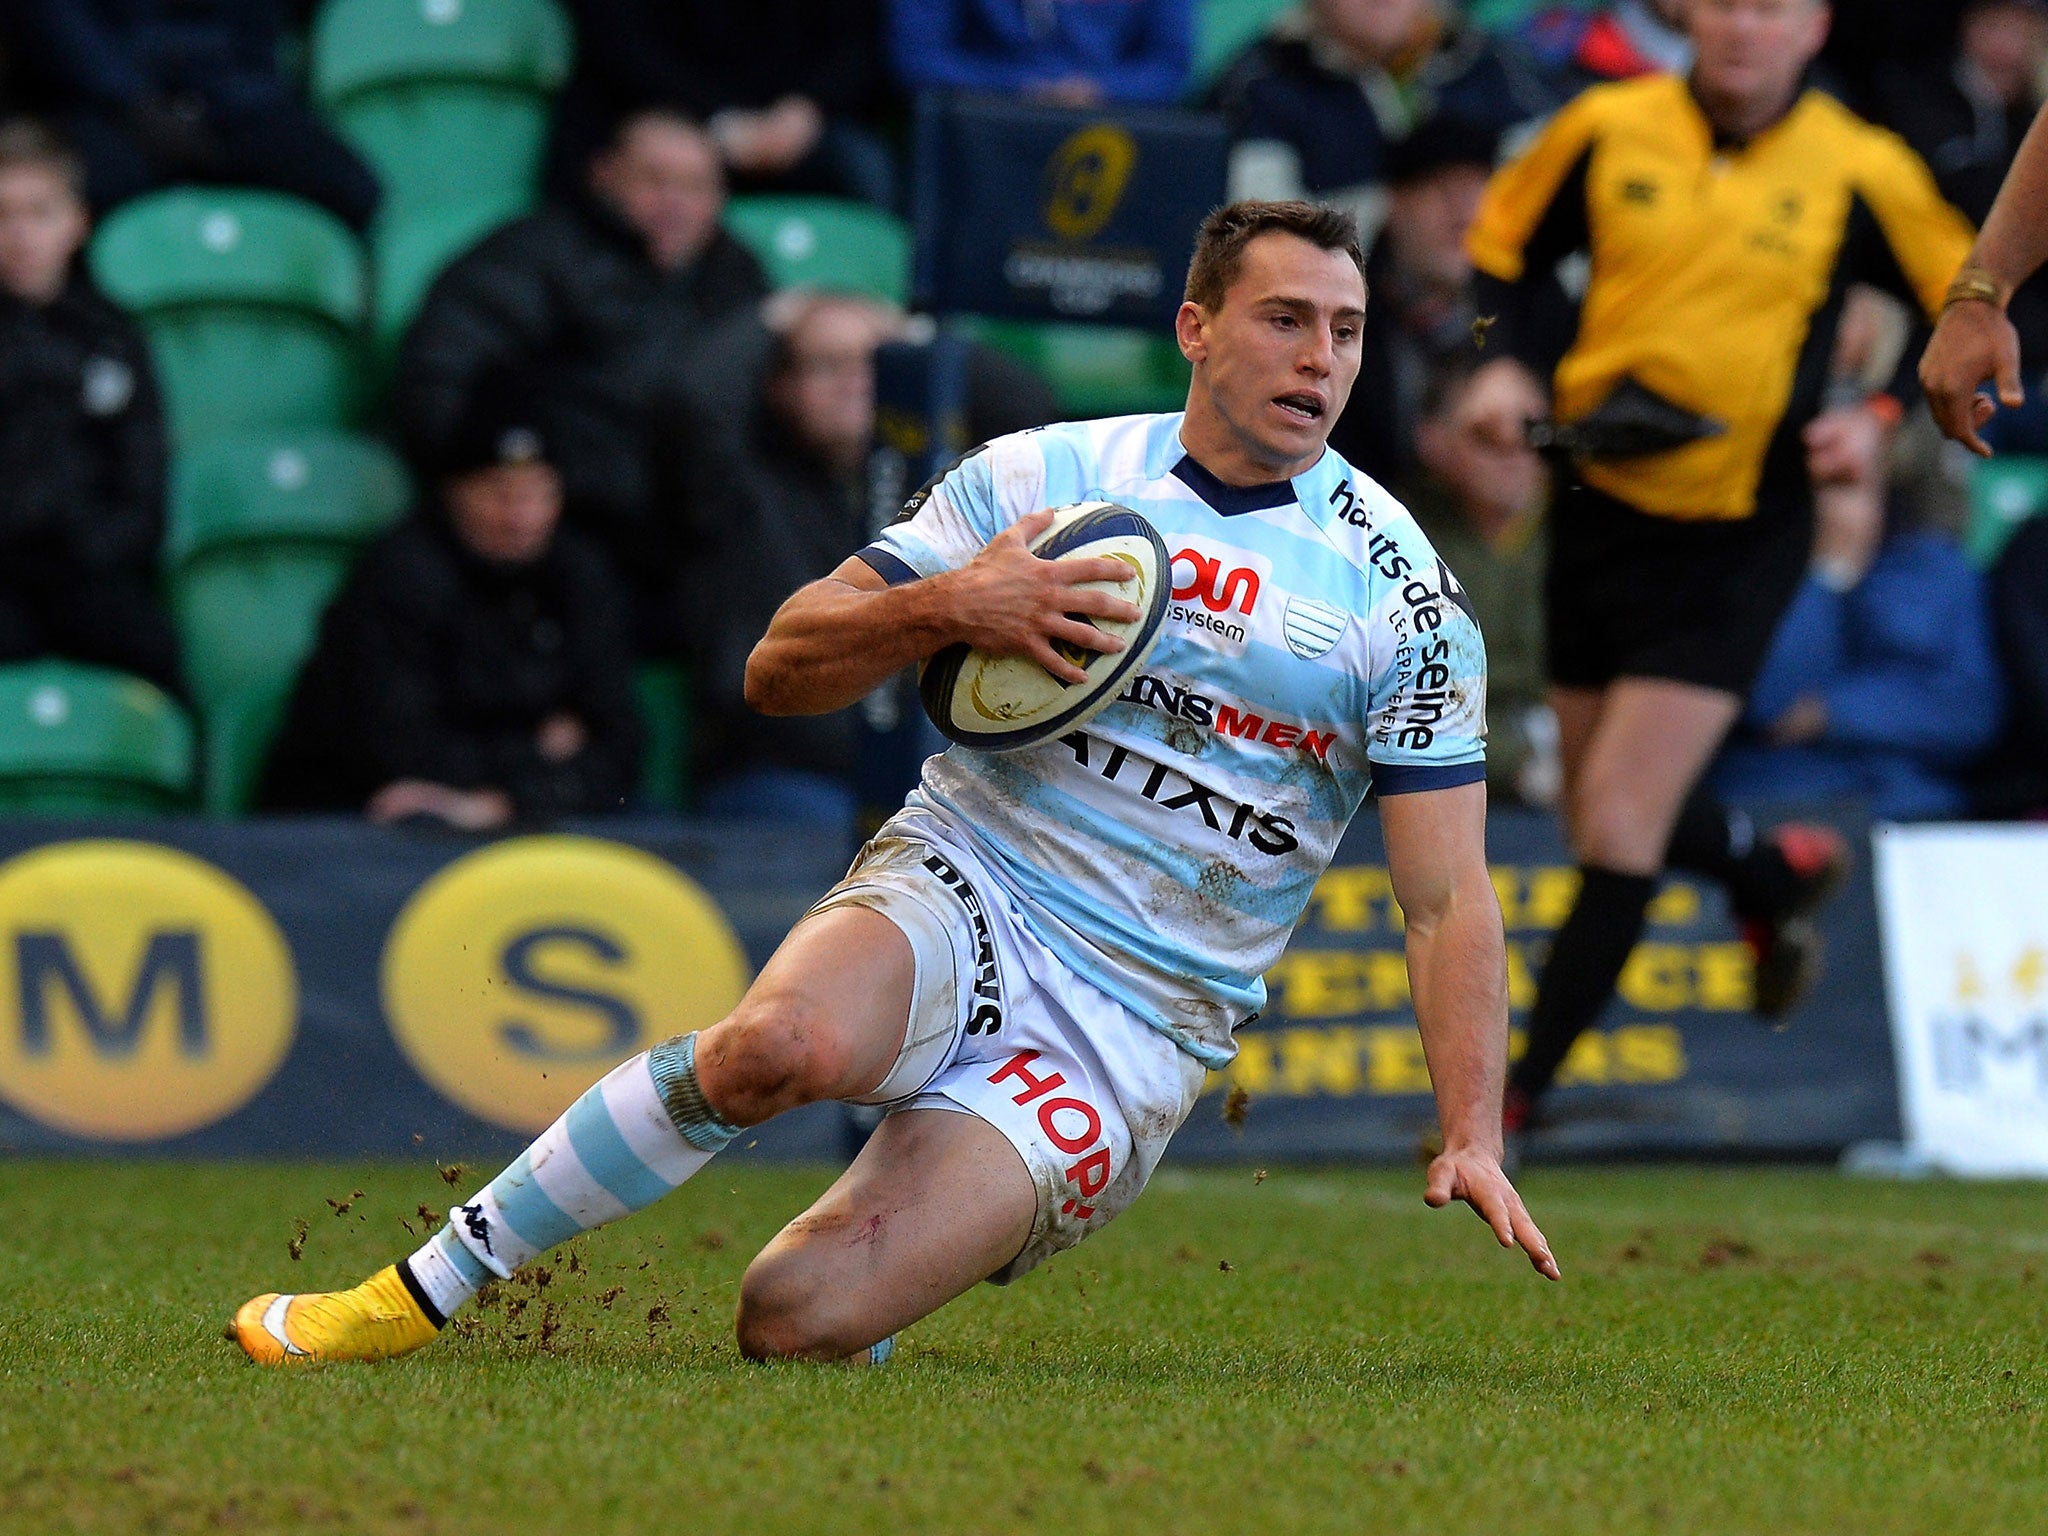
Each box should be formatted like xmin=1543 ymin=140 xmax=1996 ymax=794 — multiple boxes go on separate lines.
xmin=0 ymin=0 xmax=2041 ymax=833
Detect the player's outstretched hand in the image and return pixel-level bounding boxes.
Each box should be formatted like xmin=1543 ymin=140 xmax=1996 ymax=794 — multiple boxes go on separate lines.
xmin=1920 ymin=300 xmax=2025 ymax=458
xmin=1424 ymin=1145 xmax=1561 ymax=1281
xmin=949 ymin=508 xmax=1144 ymax=684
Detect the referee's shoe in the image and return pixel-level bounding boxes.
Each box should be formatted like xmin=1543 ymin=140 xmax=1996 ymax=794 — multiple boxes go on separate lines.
xmin=1739 ymin=823 xmax=1850 ymax=1023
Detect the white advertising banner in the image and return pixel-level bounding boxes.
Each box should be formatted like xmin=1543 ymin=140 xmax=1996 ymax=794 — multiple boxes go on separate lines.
xmin=1874 ymin=824 xmax=2048 ymax=1176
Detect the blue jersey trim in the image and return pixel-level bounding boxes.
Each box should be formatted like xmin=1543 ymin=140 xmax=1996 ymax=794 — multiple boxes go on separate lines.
xmin=1171 ymin=454 xmax=1298 ymax=517
xmin=856 ymin=545 xmax=921 ymax=586
xmin=1371 ymin=759 xmax=1487 ymax=796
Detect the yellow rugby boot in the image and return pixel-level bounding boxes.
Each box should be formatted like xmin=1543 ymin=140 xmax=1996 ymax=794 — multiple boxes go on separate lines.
xmin=227 ymin=1264 xmax=440 ymax=1365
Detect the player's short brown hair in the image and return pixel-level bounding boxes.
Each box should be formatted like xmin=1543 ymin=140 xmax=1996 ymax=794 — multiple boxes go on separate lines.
xmin=0 ymin=118 xmax=85 ymax=200
xmin=1183 ymin=200 xmax=1366 ymax=312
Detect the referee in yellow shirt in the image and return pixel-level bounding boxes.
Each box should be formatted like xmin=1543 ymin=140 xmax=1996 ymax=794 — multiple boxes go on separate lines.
xmin=1457 ymin=0 xmax=1975 ymax=1135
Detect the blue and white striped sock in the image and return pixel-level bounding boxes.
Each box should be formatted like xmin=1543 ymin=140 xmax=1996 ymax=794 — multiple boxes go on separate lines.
xmin=403 ymin=1033 xmax=738 ymax=1320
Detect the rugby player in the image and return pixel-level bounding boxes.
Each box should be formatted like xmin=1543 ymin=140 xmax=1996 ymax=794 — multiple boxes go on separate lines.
xmin=228 ymin=199 xmax=1558 ymax=1370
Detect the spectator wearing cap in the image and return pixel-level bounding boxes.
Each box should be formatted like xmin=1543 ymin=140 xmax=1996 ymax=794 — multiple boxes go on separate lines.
xmin=549 ymin=0 xmax=894 ymax=207
xmin=889 ymin=0 xmax=1192 ymax=106
xmin=0 ymin=0 xmax=380 ymax=230
xmin=1209 ymin=0 xmax=1548 ymax=246
xmin=1329 ymin=113 xmax=1497 ymax=486
xmin=261 ymin=376 xmax=643 ymax=828
xmin=1399 ymin=355 xmax=1555 ymax=806
xmin=396 ymin=109 xmax=769 ymax=656
xmin=0 ymin=117 xmax=180 ymax=696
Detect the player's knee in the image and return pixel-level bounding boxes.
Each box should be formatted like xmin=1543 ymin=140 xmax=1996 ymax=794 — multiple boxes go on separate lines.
xmin=733 ymin=1248 xmax=866 ymax=1362
xmin=699 ymin=998 xmax=856 ymax=1119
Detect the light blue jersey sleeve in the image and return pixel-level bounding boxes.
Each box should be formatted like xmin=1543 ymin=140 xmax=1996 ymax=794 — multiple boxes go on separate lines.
xmin=855 ymin=434 xmax=1050 ymax=585
xmin=1363 ymin=518 xmax=1490 ymax=797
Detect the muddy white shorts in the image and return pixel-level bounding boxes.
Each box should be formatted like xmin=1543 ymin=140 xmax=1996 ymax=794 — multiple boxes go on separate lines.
xmin=808 ymin=819 xmax=1206 ymax=1282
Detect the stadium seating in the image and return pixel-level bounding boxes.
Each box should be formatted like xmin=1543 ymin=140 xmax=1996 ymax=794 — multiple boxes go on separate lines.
xmin=311 ymin=0 xmax=574 ymax=351
xmin=724 ymin=197 xmax=912 ymax=305
xmin=1966 ymin=455 xmax=2048 ymax=567
xmin=168 ymin=430 xmax=412 ymax=813
xmin=90 ymin=189 xmax=370 ymax=447
xmin=0 ymin=662 xmax=195 ymax=813
xmin=634 ymin=663 xmax=695 ymax=812
xmin=966 ymin=319 xmax=1191 ymax=418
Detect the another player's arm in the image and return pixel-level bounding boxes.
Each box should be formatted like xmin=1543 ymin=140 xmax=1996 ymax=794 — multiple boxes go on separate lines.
xmin=1922 ymin=101 xmax=2048 ymax=454
xmin=745 ymin=508 xmax=1141 ymax=717
xmin=1380 ymin=781 xmax=1561 ymax=1281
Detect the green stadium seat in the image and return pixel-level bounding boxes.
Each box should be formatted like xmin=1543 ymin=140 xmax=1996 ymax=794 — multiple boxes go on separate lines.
xmin=0 ymin=662 xmax=195 ymax=813
xmin=966 ymin=318 xmax=1191 ymax=418
xmin=1965 ymin=455 xmax=2048 ymax=568
xmin=724 ymin=197 xmax=911 ymax=304
xmin=634 ymin=662 xmax=695 ymax=812
xmin=168 ymin=430 xmax=412 ymax=813
xmin=312 ymin=0 xmax=573 ymax=347
xmin=90 ymin=188 xmax=369 ymax=446
xmin=1192 ymin=0 xmax=1296 ymax=87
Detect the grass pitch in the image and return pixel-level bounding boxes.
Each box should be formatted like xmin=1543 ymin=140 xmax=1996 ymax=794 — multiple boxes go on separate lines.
xmin=2 ymin=1160 xmax=2044 ymax=1536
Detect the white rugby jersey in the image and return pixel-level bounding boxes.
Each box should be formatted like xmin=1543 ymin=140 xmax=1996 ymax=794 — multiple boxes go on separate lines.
xmin=857 ymin=412 xmax=1487 ymax=1069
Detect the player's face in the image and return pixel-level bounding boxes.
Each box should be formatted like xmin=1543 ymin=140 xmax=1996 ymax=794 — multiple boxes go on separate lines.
xmin=445 ymin=460 xmax=563 ymax=565
xmin=0 ymin=165 xmax=86 ymax=306
xmin=1691 ymin=0 xmax=1830 ymax=115
xmin=1179 ymin=233 xmax=1366 ymax=479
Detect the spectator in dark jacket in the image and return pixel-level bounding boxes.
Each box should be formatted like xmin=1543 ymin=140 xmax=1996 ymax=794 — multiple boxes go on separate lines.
xmin=396 ymin=110 xmax=770 ymax=655
xmin=890 ymin=0 xmax=1192 ymax=106
xmin=262 ymin=375 xmax=643 ymax=827
xmin=676 ymin=293 xmax=899 ymax=824
xmin=0 ymin=118 xmax=179 ymax=694
xmin=1210 ymin=0 xmax=1548 ymax=245
xmin=1710 ymin=479 xmax=2005 ymax=822
xmin=550 ymin=0 xmax=893 ymax=207
xmin=0 ymin=0 xmax=379 ymax=230
xmin=1328 ymin=114 xmax=1495 ymax=486
xmin=1874 ymin=1 xmax=2048 ymax=371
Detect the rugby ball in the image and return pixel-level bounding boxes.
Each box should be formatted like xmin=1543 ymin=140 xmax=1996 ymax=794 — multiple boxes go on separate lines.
xmin=919 ymin=502 xmax=1170 ymax=752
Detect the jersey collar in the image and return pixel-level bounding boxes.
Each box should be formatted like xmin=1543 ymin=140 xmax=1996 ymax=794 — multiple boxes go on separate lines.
xmin=1170 ymin=452 xmax=1299 ymax=517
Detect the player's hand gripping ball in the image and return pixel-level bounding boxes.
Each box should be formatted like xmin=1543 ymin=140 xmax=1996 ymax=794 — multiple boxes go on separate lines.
xmin=920 ymin=502 xmax=1170 ymax=752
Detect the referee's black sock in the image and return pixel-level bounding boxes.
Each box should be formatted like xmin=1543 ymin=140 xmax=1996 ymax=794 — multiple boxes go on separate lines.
xmin=1663 ymin=786 xmax=1801 ymax=918
xmin=1509 ymin=865 xmax=1658 ymax=1105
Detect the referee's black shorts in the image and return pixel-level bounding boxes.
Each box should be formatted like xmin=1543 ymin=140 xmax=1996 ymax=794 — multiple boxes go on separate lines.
xmin=1545 ymin=479 xmax=1812 ymax=697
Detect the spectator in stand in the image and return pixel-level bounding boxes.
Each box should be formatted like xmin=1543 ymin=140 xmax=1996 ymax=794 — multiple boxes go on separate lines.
xmin=396 ymin=110 xmax=769 ymax=657
xmin=0 ymin=118 xmax=179 ymax=696
xmin=890 ymin=0 xmax=1192 ymax=106
xmin=1210 ymin=0 xmax=1549 ymax=245
xmin=678 ymin=294 xmax=895 ymax=825
xmin=262 ymin=373 xmax=642 ymax=828
xmin=0 ymin=0 xmax=379 ymax=231
xmin=1876 ymin=1 xmax=2048 ymax=373
xmin=1976 ymin=516 xmax=2048 ymax=817
xmin=673 ymin=291 xmax=1059 ymax=824
xmin=1401 ymin=356 xmax=1556 ymax=807
xmin=1709 ymin=471 xmax=2004 ymax=822
xmin=1511 ymin=0 xmax=1689 ymax=108
xmin=1329 ymin=114 xmax=1495 ymax=486
xmin=549 ymin=0 xmax=894 ymax=208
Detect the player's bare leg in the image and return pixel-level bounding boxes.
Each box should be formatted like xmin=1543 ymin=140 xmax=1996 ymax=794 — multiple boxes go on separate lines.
xmin=735 ymin=1108 xmax=1038 ymax=1361
xmin=1567 ymin=677 xmax=1742 ymax=875
xmin=1506 ymin=678 xmax=1742 ymax=1132
xmin=229 ymin=905 xmax=924 ymax=1365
